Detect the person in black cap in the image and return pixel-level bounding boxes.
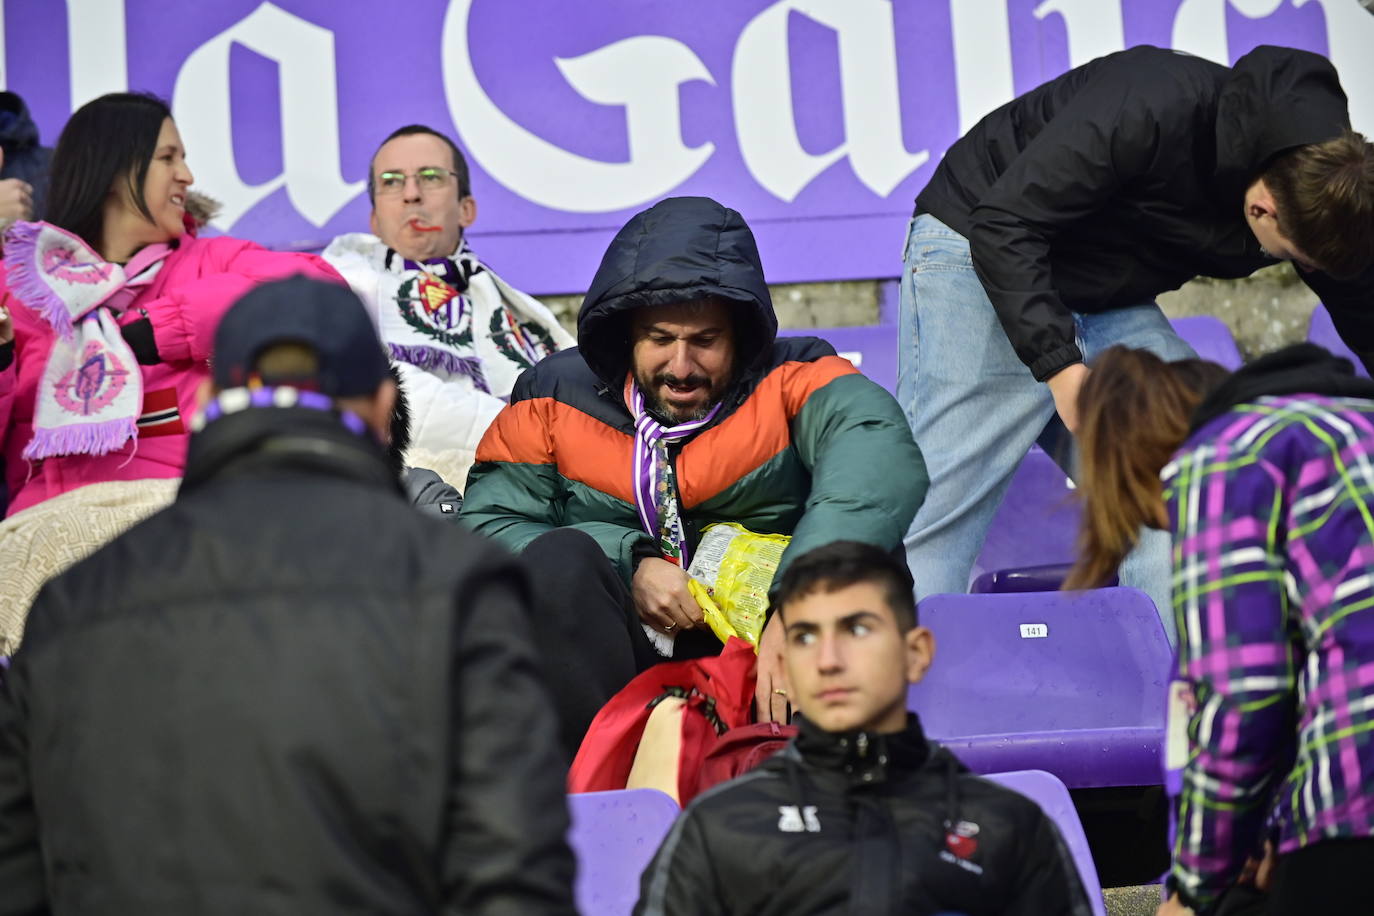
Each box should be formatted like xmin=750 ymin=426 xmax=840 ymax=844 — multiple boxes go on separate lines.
xmin=0 ymin=275 xmax=577 ymax=916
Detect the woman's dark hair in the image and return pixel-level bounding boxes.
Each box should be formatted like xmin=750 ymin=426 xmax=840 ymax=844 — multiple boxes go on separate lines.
xmin=44 ymin=92 xmax=172 ymax=250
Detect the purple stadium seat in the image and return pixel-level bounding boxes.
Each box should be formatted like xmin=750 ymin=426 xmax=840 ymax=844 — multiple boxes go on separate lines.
xmin=567 ymin=788 xmax=680 ymax=916
xmin=1307 ymin=304 xmax=1369 ymax=377
xmin=1168 ymin=315 xmax=1242 ymax=369
xmin=985 ymin=770 xmax=1108 ymax=916
xmin=972 ymin=446 xmax=1079 ymax=588
xmin=909 ymin=588 xmax=1170 ymax=789
xmin=778 ymin=325 xmax=898 ymax=394
xmin=972 ymin=563 xmax=1101 ymax=593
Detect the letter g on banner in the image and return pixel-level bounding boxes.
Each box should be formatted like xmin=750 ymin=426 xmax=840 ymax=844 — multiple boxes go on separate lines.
xmin=441 ymin=0 xmax=715 ymax=213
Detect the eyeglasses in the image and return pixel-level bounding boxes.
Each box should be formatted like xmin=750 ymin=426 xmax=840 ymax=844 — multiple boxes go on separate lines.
xmin=374 ymin=167 xmax=461 ymax=196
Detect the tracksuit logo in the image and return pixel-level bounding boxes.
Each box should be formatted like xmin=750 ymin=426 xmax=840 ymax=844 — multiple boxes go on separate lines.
xmin=777 ymin=805 xmax=821 ymax=833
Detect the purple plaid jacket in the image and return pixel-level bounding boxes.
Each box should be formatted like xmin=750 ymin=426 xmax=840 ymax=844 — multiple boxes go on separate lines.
xmin=1163 ymin=394 xmax=1374 ymax=910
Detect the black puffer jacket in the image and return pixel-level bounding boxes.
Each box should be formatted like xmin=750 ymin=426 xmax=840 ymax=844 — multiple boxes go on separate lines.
xmin=0 ymin=91 xmax=51 ymax=219
xmin=917 ymin=45 xmax=1374 ymax=381
xmin=635 ymin=715 xmax=1093 ymax=916
xmin=0 ymin=406 xmax=575 ymax=916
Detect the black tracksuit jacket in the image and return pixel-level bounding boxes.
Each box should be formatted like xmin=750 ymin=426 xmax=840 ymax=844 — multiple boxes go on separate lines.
xmin=0 ymin=407 xmax=575 ymax=916
xmin=916 ymin=44 xmax=1374 ymax=381
xmin=634 ymin=715 xmax=1094 ymax=916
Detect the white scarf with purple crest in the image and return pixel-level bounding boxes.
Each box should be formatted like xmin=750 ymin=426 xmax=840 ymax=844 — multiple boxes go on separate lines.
xmin=3 ymin=221 xmax=171 ymax=460
xmin=321 ymin=233 xmax=573 ymax=399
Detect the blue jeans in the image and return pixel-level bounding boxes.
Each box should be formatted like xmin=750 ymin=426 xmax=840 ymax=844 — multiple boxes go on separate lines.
xmin=897 ymin=214 xmax=1192 ymax=643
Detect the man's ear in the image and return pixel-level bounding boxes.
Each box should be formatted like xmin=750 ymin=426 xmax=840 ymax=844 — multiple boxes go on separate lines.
xmin=1247 ymin=178 xmax=1278 ymax=221
xmin=459 ymin=195 xmax=477 ymax=230
xmin=904 ymin=626 xmax=935 ymax=686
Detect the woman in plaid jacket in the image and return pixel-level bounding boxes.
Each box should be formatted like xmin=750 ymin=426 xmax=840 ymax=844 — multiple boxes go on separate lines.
xmin=1069 ymin=343 xmax=1374 ymax=916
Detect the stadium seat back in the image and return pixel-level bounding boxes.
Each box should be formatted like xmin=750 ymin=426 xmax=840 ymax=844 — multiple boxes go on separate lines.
xmin=985 ymin=769 xmax=1108 ymax=916
xmin=568 ymin=788 xmax=679 ymax=916
xmin=910 ymin=589 xmax=1171 ymax=787
xmin=1307 ymin=304 xmax=1369 ymax=377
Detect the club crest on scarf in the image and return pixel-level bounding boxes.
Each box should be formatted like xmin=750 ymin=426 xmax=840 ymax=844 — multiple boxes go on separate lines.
xmin=53 ymin=341 xmax=130 ymax=416
xmin=398 ymin=273 xmax=474 ymax=349
xmin=2 ymin=220 xmax=171 ymax=459
xmin=366 ymin=236 xmax=574 ymax=398
xmin=43 ymin=245 xmax=116 ymax=287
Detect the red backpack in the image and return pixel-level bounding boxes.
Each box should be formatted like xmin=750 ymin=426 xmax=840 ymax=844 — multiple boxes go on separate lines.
xmin=568 ymin=638 xmax=795 ymax=803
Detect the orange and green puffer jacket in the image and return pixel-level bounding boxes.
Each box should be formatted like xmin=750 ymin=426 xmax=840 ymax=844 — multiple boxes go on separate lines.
xmin=461 ymin=197 xmax=927 ymax=589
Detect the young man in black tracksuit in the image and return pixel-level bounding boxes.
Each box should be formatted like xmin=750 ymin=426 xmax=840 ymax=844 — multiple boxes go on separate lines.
xmin=634 ymin=542 xmax=1093 ymax=916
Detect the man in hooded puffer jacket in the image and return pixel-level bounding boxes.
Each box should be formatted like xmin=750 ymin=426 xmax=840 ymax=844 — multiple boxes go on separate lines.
xmin=462 ymin=197 xmax=927 ymax=755
xmin=634 ymin=541 xmax=1095 ymax=916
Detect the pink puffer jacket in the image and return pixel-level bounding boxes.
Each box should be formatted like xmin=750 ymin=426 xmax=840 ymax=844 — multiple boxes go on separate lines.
xmin=0 ymin=232 xmax=344 ymax=517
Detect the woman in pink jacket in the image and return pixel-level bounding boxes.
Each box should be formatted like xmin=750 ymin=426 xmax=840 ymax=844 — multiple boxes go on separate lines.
xmin=0 ymin=92 xmax=342 ymax=646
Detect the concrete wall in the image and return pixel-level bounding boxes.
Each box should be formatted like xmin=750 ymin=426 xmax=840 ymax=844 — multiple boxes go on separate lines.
xmin=539 ymin=264 xmax=1319 ymax=361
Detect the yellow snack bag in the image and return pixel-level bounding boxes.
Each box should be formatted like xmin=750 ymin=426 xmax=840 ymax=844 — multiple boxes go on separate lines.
xmin=686 ymin=523 xmax=792 ymax=649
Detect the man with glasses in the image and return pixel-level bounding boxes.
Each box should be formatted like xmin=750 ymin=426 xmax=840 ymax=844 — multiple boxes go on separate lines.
xmin=325 ymin=125 xmax=572 ymax=492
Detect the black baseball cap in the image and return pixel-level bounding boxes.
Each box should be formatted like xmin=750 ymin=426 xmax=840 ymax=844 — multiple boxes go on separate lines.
xmin=213 ymin=274 xmax=390 ymax=398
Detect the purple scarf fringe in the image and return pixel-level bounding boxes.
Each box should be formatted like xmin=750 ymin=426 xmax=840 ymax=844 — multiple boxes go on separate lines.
xmin=388 ymin=343 xmax=491 ymax=394
xmin=2 ymin=221 xmax=79 ymax=337
xmin=22 ymin=417 xmax=138 ymax=461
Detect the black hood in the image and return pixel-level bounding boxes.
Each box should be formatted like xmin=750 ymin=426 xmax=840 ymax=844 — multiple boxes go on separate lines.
xmin=1214 ymin=45 xmax=1351 ymax=199
xmin=1190 ymin=342 xmax=1374 ymax=434
xmin=0 ymin=91 xmax=41 ymax=152
xmin=577 ymin=196 xmax=777 ymax=389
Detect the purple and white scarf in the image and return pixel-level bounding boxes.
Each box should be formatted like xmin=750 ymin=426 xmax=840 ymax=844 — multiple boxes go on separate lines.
xmin=628 ymin=377 xmax=722 ymax=568
xmin=3 ymin=221 xmax=171 ymax=460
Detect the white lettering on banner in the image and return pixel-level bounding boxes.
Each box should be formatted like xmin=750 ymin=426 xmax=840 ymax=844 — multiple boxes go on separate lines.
xmin=95 ymin=0 xmax=1364 ymax=231
xmin=1172 ymin=0 xmax=1286 ymax=63
xmin=732 ymin=0 xmax=929 ymax=201
xmin=1296 ymin=0 xmax=1374 ymax=133
xmin=172 ymin=2 xmax=362 ymax=228
xmin=950 ymin=0 xmax=1014 ymax=134
xmin=441 ymin=0 xmax=714 ymax=213
xmin=68 ymin=0 xmax=129 ymax=109
xmin=1033 ymin=0 xmax=1125 ymax=68
xmin=1172 ymin=0 xmax=1373 ymax=133
xmin=1019 ymin=623 xmax=1049 ymax=639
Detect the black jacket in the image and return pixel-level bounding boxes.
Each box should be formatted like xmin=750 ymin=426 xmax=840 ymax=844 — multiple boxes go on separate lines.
xmin=634 ymin=716 xmax=1094 ymax=916
xmin=917 ymin=45 xmax=1374 ymax=382
xmin=0 ymin=91 xmax=51 ymax=219
xmin=0 ymin=406 xmax=575 ymax=916
xmin=403 ymin=465 xmax=463 ymax=523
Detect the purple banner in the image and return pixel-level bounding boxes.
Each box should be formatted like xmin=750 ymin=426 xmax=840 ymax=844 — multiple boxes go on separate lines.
xmin=4 ymin=0 xmax=1369 ymax=294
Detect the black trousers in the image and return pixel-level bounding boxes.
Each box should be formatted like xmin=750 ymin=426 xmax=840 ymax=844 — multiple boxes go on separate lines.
xmin=1267 ymin=837 xmax=1374 ymax=915
xmin=520 ymin=529 xmax=719 ymax=759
